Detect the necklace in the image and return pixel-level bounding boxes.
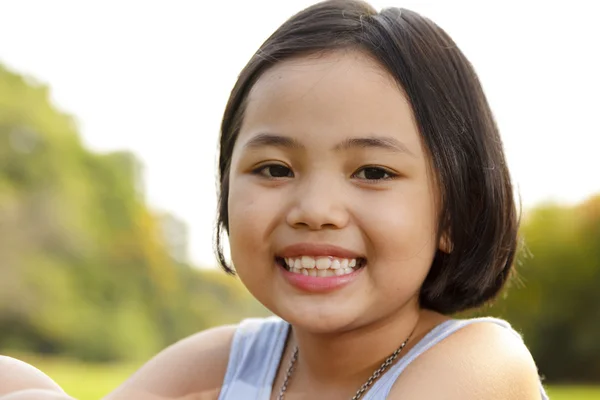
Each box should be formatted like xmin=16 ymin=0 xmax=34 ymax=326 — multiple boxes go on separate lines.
xmin=276 ymin=328 xmax=416 ymax=400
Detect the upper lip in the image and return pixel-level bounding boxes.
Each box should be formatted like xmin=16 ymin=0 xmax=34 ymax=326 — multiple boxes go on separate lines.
xmin=278 ymin=243 xmax=364 ymax=259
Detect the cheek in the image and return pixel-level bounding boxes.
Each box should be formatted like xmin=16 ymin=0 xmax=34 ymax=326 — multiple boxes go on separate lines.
xmin=228 ymin=182 xmax=258 ymax=255
xmin=356 ymin=187 xmax=438 ymax=302
xmin=227 ymin=178 xmax=281 ymax=269
xmin=358 ymin=185 xmax=438 ymax=262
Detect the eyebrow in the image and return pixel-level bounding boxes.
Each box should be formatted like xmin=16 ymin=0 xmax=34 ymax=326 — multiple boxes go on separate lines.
xmin=243 ymin=133 xmax=416 ymax=157
xmin=334 ymin=137 xmax=416 ymax=157
xmin=243 ymin=133 xmax=304 ymax=150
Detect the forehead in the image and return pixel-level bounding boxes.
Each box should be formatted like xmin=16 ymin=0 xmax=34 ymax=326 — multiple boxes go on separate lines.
xmin=238 ymin=50 xmax=423 ymax=154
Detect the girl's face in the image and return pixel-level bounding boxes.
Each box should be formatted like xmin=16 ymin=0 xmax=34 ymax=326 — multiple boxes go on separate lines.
xmin=228 ymin=50 xmax=441 ymax=332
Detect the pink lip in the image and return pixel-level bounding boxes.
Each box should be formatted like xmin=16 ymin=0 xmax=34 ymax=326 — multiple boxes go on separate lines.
xmin=278 ymin=243 xmax=363 ymax=259
xmin=278 ymin=262 xmax=363 ymax=293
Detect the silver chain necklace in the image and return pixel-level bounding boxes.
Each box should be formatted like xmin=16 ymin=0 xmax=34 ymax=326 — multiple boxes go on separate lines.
xmin=277 ymin=329 xmax=415 ymax=400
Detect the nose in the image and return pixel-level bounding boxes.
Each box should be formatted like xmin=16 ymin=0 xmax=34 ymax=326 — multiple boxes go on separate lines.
xmin=285 ymin=174 xmax=350 ymax=230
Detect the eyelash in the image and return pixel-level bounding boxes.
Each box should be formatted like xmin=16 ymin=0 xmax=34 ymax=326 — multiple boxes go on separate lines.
xmin=251 ymin=164 xmax=399 ymax=182
xmin=353 ymin=166 xmax=399 ymax=182
xmin=252 ymin=163 xmax=294 ymax=179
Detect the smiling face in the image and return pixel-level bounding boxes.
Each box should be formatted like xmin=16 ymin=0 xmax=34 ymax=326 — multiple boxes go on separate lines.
xmin=227 ymin=50 xmax=441 ymax=333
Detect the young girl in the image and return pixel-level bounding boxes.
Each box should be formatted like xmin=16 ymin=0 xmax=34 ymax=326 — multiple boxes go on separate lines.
xmin=1 ymin=1 xmax=550 ymax=399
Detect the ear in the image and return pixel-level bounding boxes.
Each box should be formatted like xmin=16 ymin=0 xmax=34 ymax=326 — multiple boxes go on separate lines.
xmin=439 ymin=232 xmax=453 ymax=254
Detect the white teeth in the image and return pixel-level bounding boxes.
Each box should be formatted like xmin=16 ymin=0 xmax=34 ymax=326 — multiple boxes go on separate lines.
xmin=283 ymin=255 xmax=363 ymax=277
xmin=285 ymin=256 xmax=359 ymax=270
xmin=316 ymin=257 xmax=331 ymax=270
xmin=302 ymin=256 xmax=316 ymax=269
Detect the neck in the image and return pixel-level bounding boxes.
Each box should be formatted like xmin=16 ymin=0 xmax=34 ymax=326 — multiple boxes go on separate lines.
xmin=288 ymin=304 xmax=441 ymax=390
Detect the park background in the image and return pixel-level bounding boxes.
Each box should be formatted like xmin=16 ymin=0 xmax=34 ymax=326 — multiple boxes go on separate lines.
xmin=1 ymin=0 xmax=599 ymax=399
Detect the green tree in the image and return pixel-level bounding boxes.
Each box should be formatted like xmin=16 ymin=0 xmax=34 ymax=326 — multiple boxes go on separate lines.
xmin=0 ymin=63 xmax=269 ymax=363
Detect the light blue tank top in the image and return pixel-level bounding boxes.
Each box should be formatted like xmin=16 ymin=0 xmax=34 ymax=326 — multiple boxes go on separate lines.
xmin=218 ymin=316 xmax=550 ymax=399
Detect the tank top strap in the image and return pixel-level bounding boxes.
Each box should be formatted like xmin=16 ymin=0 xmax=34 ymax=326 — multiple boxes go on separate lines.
xmin=363 ymin=317 xmax=549 ymax=399
xmin=218 ymin=316 xmax=289 ymax=400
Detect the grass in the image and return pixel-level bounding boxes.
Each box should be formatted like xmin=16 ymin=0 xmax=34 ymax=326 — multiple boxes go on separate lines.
xmin=546 ymin=385 xmax=600 ymax=400
xmin=5 ymin=353 xmax=600 ymax=399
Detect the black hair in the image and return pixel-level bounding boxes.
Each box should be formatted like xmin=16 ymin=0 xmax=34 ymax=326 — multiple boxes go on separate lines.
xmin=214 ymin=0 xmax=518 ymax=314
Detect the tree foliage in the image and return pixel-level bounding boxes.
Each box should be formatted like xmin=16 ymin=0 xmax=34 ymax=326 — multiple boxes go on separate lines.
xmin=0 ymin=64 xmax=269 ymax=363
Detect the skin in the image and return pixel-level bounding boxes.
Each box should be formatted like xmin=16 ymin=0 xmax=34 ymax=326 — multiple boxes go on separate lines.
xmin=0 ymin=356 xmax=73 ymax=400
xmin=8 ymin=50 xmax=542 ymax=400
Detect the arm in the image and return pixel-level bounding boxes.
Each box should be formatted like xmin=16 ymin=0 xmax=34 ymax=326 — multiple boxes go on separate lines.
xmin=0 ymin=356 xmax=73 ymax=400
xmin=389 ymin=322 xmax=542 ymax=399
xmin=104 ymin=325 xmax=237 ymax=400
xmin=0 ymin=390 xmax=74 ymax=400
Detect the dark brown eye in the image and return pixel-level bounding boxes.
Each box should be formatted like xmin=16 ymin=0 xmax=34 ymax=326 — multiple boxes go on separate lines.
xmin=255 ymin=164 xmax=293 ymax=178
xmin=354 ymin=167 xmax=395 ymax=181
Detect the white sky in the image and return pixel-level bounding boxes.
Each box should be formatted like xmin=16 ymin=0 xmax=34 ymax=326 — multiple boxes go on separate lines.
xmin=1 ymin=0 xmax=599 ymax=267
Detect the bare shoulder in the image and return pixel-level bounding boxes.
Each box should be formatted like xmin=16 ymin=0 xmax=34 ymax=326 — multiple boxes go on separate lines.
xmin=390 ymin=320 xmax=542 ymax=400
xmin=0 ymin=356 xmax=66 ymax=396
xmin=105 ymin=324 xmax=238 ymax=400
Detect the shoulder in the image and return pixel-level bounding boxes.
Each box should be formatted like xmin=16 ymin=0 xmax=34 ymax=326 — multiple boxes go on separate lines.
xmin=0 ymin=356 xmax=67 ymax=396
xmin=105 ymin=324 xmax=238 ymax=400
xmin=390 ymin=319 xmax=542 ymax=400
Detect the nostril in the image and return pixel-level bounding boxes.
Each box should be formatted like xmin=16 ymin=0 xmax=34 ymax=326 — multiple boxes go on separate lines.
xmin=286 ymin=202 xmax=350 ymax=231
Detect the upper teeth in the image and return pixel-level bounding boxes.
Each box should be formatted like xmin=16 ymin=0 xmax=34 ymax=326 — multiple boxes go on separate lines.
xmin=284 ymin=256 xmax=357 ymax=270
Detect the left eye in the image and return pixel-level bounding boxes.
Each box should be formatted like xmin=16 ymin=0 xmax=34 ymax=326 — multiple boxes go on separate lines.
xmin=253 ymin=164 xmax=294 ymax=178
xmin=353 ymin=167 xmax=396 ymax=181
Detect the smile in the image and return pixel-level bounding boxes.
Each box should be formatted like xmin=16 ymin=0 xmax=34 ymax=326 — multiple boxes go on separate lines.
xmin=276 ymin=256 xmax=366 ymax=277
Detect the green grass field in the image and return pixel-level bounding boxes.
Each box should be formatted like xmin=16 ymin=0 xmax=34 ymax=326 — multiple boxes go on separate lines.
xmin=545 ymin=386 xmax=600 ymax=400
xmin=7 ymin=353 xmax=600 ymax=399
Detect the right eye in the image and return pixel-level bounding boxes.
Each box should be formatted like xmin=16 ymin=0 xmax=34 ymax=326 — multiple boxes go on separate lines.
xmin=252 ymin=164 xmax=294 ymax=178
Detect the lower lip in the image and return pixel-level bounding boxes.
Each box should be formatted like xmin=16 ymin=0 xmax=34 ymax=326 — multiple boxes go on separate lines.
xmin=278 ymin=263 xmax=363 ymax=293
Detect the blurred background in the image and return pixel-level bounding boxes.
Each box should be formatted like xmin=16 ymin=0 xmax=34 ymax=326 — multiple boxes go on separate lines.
xmin=0 ymin=0 xmax=599 ymax=399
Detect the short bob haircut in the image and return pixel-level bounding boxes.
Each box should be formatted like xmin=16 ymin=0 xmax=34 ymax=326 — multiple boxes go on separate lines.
xmin=215 ymin=0 xmax=518 ymax=315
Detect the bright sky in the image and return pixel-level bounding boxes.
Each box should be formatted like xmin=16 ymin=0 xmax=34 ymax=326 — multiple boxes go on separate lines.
xmin=1 ymin=1 xmax=598 ymax=267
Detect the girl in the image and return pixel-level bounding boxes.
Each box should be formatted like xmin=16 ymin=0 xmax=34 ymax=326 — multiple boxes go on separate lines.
xmin=106 ymin=1 xmax=549 ymax=398
xmin=2 ymin=1 xmax=550 ymax=399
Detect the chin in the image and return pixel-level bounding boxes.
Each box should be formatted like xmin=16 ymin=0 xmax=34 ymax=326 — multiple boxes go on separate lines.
xmin=286 ymin=313 xmax=358 ymax=334
xmin=272 ymin=297 xmax=370 ymax=334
